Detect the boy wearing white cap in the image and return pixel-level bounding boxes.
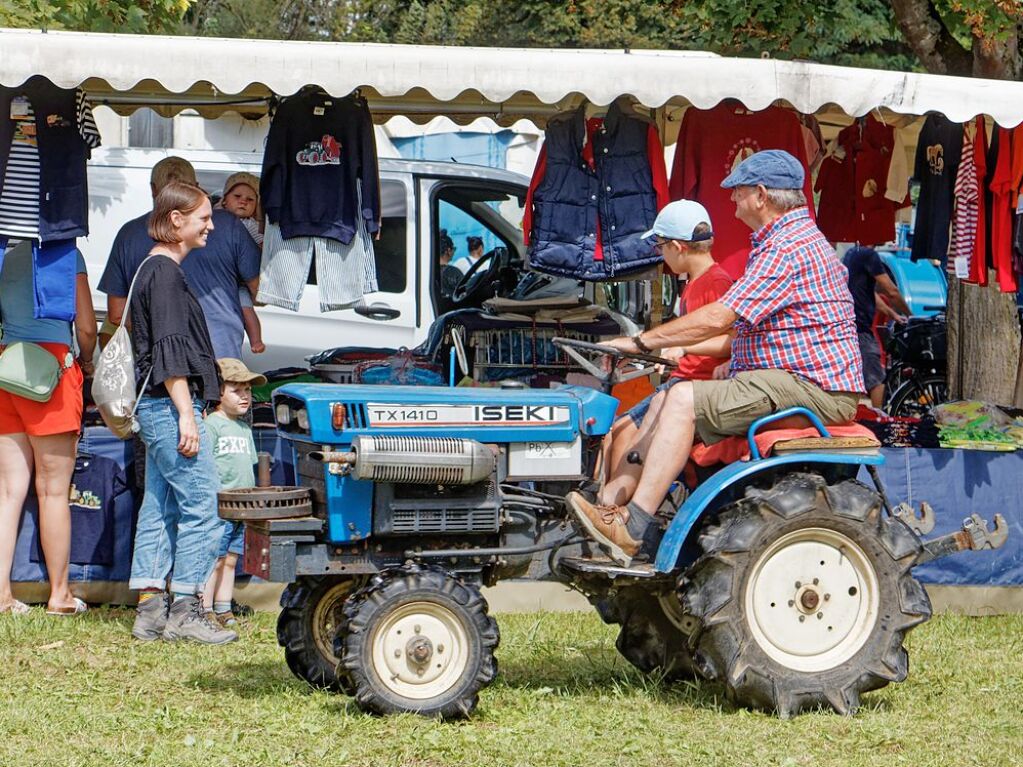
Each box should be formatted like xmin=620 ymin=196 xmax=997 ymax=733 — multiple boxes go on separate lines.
xmin=601 ymin=200 xmax=734 ymax=508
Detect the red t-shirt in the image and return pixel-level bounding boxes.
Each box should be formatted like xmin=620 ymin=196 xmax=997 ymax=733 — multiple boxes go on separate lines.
xmin=669 ymin=263 xmax=734 ymax=381
xmin=669 ymin=103 xmax=814 ymax=280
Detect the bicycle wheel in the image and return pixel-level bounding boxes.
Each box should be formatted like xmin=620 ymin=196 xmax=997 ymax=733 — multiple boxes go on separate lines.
xmin=887 ymin=374 xmax=948 ymax=418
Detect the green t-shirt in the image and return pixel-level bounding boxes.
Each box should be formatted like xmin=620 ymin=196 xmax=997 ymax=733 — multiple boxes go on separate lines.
xmin=206 ymin=411 xmax=257 ymax=490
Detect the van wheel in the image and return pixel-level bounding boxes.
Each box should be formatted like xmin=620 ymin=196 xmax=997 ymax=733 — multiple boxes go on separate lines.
xmin=597 ymin=584 xmax=696 ymax=680
xmin=681 ymin=473 xmax=931 ymax=717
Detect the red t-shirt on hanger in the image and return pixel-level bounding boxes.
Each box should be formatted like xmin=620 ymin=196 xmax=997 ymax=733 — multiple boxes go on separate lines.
xmin=669 ymin=102 xmax=814 ymax=279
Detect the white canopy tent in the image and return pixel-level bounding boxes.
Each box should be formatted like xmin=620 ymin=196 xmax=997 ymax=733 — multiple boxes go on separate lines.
xmin=2 ymin=27 xmax=1022 ymax=134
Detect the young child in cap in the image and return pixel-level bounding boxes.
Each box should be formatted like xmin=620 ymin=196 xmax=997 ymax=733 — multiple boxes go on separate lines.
xmin=202 ymin=358 xmax=267 ymax=627
xmin=220 ymin=172 xmax=265 ymax=354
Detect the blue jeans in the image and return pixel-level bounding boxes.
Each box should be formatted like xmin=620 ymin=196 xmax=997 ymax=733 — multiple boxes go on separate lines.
xmin=128 ymin=396 xmax=221 ymax=594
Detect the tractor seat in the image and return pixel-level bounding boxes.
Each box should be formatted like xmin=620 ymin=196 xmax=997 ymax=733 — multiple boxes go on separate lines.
xmin=686 ymin=422 xmax=879 ymax=481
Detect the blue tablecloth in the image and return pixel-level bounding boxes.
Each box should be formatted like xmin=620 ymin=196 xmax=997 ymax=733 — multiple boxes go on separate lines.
xmin=859 ymin=448 xmax=1023 ymax=586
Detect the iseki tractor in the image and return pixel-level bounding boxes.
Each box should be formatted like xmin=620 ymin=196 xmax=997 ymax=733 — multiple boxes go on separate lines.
xmin=225 ymin=340 xmax=1007 ymax=719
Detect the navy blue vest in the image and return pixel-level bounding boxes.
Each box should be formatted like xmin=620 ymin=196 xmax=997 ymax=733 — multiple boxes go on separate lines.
xmin=0 ymin=77 xmax=90 ymax=242
xmin=528 ymin=102 xmax=660 ymax=281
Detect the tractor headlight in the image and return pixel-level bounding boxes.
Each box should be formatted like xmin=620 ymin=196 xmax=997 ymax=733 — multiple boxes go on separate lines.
xmin=275 ymin=403 xmax=292 ymax=426
xmin=296 ymin=408 xmax=310 ymax=431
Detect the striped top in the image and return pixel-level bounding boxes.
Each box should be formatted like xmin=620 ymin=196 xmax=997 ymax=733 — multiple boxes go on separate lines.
xmin=948 ymin=124 xmax=979 ymax=274
xmin=0 ymin=90 xmax=101 ymax=240
xmin=721 ymin=207 xmax=864 ymax=393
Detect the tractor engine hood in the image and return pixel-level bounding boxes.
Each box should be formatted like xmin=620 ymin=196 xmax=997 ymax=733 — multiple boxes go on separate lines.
xmin=272 ymin=383 xmax=619 ymax=445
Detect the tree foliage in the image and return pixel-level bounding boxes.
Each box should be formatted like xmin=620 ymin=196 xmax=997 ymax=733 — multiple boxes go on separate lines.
xmin=0 ymin=0 xmax=191 ymax=33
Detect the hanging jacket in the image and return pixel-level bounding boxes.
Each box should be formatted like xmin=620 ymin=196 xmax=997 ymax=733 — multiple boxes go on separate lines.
xmin=528 ymin=102 xmax=662 ymax=281
xmin=260 ymin=89 xmax=380 ymax=244
xmin=0 ymin=77 xmax=92 ymax=242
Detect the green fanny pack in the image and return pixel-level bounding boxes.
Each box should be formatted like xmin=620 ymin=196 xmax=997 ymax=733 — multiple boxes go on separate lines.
xmin=0 ymin=342 xmax=73 ymax=402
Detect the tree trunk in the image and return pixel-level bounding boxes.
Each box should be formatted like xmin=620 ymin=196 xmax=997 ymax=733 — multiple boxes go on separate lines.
xmin=947 ymin=276 xmax=1022 ymax=406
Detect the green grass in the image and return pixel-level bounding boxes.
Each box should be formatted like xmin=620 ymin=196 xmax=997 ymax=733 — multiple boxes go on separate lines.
xmin=1 ymin=608 xmax=1022 ymax=767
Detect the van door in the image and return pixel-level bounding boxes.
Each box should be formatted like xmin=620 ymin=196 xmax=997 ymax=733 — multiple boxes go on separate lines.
xmin=417 ymin=176 xmax=527 ymax=323
xmin=251 ymin=173 xmax=418 ymax=369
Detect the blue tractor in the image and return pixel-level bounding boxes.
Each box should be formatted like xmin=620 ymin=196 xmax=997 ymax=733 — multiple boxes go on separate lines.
xmin=238 ymin=339 xmax=1006 ymax=719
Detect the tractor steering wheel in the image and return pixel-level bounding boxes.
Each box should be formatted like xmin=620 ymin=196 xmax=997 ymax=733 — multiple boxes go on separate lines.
xmin=451 ymin=249 xmax=500 ymax=304
xmin=551 ymin=337 xmax=674 ymax=393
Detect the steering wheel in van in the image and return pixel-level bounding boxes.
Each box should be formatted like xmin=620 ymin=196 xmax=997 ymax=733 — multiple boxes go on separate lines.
xmin=451 ymin=247 xmax=507 ymax=304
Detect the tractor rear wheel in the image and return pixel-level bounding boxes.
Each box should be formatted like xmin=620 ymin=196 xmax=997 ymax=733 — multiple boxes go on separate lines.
xmin=596 ymin=584 xmax=696 ymax=680
xmin=277 ymin=575 xmax=364 ymax=692
xmin=681 ymin=472 xmax=931 ymax=717
xmin=336 ymin=565 xmax=500 ymax=718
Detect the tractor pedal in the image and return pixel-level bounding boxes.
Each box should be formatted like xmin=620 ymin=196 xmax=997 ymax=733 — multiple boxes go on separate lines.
xmin=558 ymin=556 xmax=659 ymax=579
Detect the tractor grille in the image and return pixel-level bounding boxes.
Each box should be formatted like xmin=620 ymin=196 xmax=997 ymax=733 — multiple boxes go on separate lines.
xmin=390 ymin=506 xmax=499 ymax=534
xmin=344 ymin=402 xmax=368 ymax=429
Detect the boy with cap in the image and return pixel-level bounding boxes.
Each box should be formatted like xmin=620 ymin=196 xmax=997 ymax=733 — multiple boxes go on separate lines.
xmin=600 ymin=199 xmax=734 ymax=507
xmin=202 ymin=358 xmax=267 ymax=626
xmin=220 ymin=172 xmax=265 ymax=354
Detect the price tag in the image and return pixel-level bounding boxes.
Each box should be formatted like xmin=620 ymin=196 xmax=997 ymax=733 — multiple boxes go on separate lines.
xmin=9 ymin=96 xmax=29 ymax=120
xmin=313 ymin=106 xmax=325 ymax=116
xmin=954 ymin=256 xmax=970 ymax=279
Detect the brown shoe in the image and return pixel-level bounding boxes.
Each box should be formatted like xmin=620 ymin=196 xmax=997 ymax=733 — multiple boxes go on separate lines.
xmin=566 ymin=492 xmax=645 ymax=565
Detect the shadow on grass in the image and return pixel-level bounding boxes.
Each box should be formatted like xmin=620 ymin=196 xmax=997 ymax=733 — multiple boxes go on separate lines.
xmin=188 ymin=659 xmax=313 ymax=699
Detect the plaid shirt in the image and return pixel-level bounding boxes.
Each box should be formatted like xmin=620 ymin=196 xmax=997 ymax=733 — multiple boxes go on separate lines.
xmin=720 ymin=207 xmax=864 ymax=393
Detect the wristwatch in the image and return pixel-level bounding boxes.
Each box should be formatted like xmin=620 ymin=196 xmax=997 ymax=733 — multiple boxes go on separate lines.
xmin=632 ymin=333 xmax=652 ymax=353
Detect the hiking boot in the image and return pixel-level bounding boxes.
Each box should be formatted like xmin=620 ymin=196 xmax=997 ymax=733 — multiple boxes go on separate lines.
xmin=230 ymin=599 xmax=253 ymax=618
xmin=163 ymin=596 xmax=238 ymax=645
xmin=214 ymin=610 xmax=238 ymax=628
xmin=566 ymin=492 xmax=662 ymax=566
xmin=132 ymin=593 xmax=170 ymax=641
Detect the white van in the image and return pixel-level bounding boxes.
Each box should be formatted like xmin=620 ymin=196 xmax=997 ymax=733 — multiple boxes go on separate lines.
xmin=81 ymin=147 xmax=530 ymax=371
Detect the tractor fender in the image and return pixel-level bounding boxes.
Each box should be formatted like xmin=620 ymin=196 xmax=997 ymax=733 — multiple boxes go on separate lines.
xmin=652 ymin=451 xmax=885 ymax=573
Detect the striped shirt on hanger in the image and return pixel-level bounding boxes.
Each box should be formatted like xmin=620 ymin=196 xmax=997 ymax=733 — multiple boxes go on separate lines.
xmin=0 ymin=90 xmax=101 ymax=241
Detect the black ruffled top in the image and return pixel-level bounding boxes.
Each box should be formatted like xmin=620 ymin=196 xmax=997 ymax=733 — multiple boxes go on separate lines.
xmin=129 ymin=254 xmax=221 ymax=403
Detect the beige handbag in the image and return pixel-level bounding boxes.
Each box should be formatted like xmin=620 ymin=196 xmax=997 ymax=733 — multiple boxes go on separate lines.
xmin=91 ymin=259 xmax=153 ymax=439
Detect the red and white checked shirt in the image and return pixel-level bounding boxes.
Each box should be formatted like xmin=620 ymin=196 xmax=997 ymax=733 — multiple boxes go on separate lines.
xmin=720 ymin=207 xmax=865 ymax=393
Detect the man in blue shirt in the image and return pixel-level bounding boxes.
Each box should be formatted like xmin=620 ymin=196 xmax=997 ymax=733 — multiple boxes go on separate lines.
xmin=98 ymin=157 xmax=261 ymax=360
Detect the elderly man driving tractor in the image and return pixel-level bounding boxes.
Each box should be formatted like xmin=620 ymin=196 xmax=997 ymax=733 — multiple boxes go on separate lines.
xmin=569 ymin=149 xmax=864 ymax=565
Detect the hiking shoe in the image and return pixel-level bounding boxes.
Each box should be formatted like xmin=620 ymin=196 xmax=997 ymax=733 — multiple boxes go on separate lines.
xmin=566 ymin=492 xmax=661 ymax=566
xmin=132 ymin=593 xmax=170 ymax=641
xmin=230 ymin=599 xmax=253 ymax=618
xmin=163 ymin=596 xmax=238 ymax=645
xmin=215 ymin=610 xmax=238 ymax=628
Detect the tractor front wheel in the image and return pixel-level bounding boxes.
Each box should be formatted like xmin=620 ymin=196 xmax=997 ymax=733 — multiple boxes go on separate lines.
xmin=336 ymin=565 xmax=500 ymax=718
xmin=682 ymin=473 xmax=931 ymax=717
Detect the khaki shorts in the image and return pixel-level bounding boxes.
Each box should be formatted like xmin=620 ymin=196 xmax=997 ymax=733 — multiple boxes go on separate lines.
xmin=691 ymin=369 xmax=860 ymax=445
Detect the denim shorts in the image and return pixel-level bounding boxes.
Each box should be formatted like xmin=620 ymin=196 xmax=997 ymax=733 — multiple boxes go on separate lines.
xmin=218 ymin=519 xmax=245 ymax=558
xmin=626 ymin=376 xmax=684 ymax=427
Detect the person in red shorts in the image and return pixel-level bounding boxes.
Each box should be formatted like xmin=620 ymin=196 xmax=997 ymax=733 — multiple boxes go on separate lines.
xmin=600 ymin=200 xmax=734 ymax=507
xmin=0 ymin=240 xmax=96 ymax=615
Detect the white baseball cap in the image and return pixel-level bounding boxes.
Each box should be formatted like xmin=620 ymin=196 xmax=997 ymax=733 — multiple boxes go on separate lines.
xmin=642 ymin=199 xmax=714 ymax=242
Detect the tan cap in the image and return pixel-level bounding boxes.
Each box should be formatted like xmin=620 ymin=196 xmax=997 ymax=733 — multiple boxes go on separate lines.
xmin=217 ymin=358 xmax=267 ymax=387
xmin=151 ymin=156 xmax=197 ymax=193
xmin=223 ymin=171 xmax=260 ymax=200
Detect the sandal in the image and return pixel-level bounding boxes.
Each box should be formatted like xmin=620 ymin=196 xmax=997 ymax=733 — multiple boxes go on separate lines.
xmin=46 ymin=597 xmax=88 ymax=617
xmin=0 ymin=599 xmax=31 ymax=615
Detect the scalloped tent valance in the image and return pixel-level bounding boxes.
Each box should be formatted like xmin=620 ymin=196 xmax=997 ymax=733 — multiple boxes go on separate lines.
xmin=3 ymin=28 xmax=1020 ymax=131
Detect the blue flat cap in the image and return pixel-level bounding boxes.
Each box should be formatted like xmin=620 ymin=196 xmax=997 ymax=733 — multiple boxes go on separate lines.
xmin=720 ymin=149 xmax=805 ymax=190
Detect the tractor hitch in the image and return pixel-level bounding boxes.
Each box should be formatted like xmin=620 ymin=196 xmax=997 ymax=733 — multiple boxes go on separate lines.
xmin=916 ymin=513 xmax=1009 ymax=565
